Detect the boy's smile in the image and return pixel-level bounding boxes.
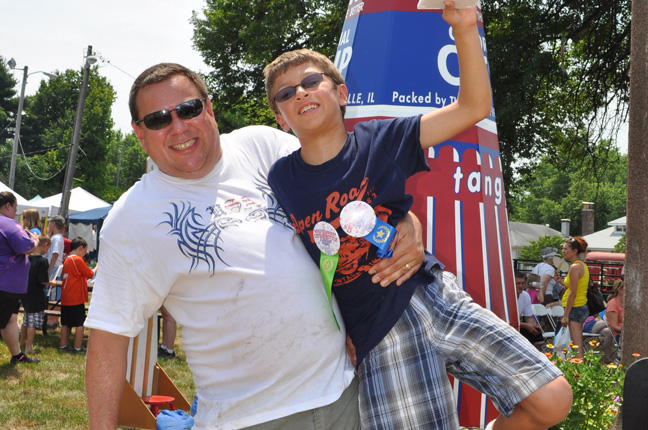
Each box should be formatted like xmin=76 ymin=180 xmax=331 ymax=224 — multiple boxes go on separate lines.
xmin=273 ymin=63 xmax=348 ymax=138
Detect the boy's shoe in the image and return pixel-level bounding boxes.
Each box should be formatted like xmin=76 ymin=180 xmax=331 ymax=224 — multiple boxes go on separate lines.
xmin=10 ymin=353 xmax=41 ymax=364
xmin=158 ymin=346 xmax=176 ymax=359
xmin=73 ymin=347 xmax=86 ymax=354
xmin=59 ymin=345 xmax=71 ymax=352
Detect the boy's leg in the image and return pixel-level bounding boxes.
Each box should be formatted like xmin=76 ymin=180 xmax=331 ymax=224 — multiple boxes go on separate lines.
xmin=416 ymin=271 xmax=571 ymax=430
xmin=26 ymin=327 xmax=36 ymax=353
xmin=489 ymin=377 xmax=572 ymax=430
xmin=357 ymin=297 xmax=459 ymax=429
xmin=60 ymin=325 xmax=70 ymax=348
xmin=73 ymin=325 xmax=84 ymax=349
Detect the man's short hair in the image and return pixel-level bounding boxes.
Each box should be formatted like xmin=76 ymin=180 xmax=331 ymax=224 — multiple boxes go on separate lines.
xmin=263 ymin=49 xmax=346 ymax=116
xmin=70 ymin=237 xmax=88 ymax=251
xmin=129 ymin=63 xmax=209 ymax=122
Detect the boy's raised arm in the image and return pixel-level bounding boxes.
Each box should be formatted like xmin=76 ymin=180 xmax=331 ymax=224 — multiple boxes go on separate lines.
xmin=419 ymin=2 xmax=492 ymax=149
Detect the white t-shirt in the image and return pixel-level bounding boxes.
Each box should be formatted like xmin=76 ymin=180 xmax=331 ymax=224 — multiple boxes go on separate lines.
xmin=532 ymin=261 xmax=556 ymax=296
xmin=85 ymin=126 xmax=354 ymax=429
xmin=45 ymin=232 xmax=64 ymax=279
xmin=517 ymin=290 xmax=534 ymax=318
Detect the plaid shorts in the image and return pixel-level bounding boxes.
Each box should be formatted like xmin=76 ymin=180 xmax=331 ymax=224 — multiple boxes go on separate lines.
xmin=358 ymin=271 xmax=563 ymax=430
xmin=22 ymin=311 xmax=45 ymax=328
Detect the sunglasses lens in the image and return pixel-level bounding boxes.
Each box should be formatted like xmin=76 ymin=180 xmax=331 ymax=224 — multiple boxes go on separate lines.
xmin=274 ymin=73 xmax=326 ymax=104
xmin=274 ymin=87 xmax=295 ymax=103
xmin=140 ymin=99 xmax=205 ymax=130
xmin=302 ymin=73 xmax=324 ymax=89
xmin=177 ymin=99 xmax=204 ymax=120
xmin=143 ymin=111 xmax=172 ymax=130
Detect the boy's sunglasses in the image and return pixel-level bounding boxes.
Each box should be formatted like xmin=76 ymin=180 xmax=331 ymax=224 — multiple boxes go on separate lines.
xmin=135 ymin=98 xmax=206 ymax=130
xmin=273 ymin=73 xmax=336 ymax=104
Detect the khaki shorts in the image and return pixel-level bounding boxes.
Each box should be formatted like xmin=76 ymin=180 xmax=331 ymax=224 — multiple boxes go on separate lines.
xmin=242 ymin=377 xmax=360 ymax=430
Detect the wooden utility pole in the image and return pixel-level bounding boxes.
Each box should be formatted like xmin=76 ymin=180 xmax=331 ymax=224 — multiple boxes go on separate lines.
xmin=624 ymin=0 xmax=648 ymax=365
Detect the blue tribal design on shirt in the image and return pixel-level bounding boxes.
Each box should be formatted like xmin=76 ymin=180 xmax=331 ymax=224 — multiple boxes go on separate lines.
xmin=159 ymin=171 xmax=293 ymax=276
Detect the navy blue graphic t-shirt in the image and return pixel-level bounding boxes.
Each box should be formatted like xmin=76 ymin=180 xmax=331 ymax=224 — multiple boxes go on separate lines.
xmin=269 ymin=115 xmax=441 ymax=364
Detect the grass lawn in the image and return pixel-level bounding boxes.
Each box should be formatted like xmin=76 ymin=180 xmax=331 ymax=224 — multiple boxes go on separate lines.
xmin=0 ymin=322 xmax=194 ymax=430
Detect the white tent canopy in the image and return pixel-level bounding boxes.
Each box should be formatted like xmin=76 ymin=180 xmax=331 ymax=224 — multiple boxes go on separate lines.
xmin=32 ymin=187 xmax=111 ymax=217
xmin=0 ymin=180 xmax=49 ymax=217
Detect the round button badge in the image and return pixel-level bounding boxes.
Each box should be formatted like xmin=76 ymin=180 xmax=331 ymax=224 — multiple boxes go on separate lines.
xmin=340 ymin=201 xmax=376 ymax=237
xmin=313 ymin=221 xmax=341 ymax=255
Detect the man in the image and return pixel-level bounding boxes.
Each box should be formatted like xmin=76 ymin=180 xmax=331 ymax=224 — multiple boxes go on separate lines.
xmin=532 ymin=247 xmax=561 ymax=306
xmin=84 ymin=63 xmax=424 ymax=429
xmin=0 ymin=191 xmax=40 ymax=364
xmin=515 ymin=272 xmax=544 ymax=351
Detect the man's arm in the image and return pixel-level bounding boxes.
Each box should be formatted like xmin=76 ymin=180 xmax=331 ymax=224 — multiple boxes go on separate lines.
xmin=86 ymin=328 xmax=130 ymax=430
xmin=369 ymin=211 xmax=425 ymax=287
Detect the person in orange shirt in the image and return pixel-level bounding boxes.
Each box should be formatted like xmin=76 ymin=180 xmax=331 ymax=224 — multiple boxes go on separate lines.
xmin=60 ymin=237 xmax=97 ymax=353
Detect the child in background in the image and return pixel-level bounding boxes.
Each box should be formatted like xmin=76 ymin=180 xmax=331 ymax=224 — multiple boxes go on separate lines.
xmin=59 ymin=237 xmax=97 ymax=353
xmin=44 ymin=215 xmax=66 ymax=279
xmin=20 ymin=234 xmax=55 ymax=354
xmin=22 ymin=208 xmax=42 ymax=235
xmin=264 ymin=3 xmax=572 ymax=429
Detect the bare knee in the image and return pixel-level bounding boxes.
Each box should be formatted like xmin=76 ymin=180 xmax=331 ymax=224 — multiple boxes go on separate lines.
xmin=517 ymin=376 xmax=572 ymax=427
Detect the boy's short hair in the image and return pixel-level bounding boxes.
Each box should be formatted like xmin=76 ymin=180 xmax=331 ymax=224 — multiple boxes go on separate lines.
xmin=263 ymin=49 xmax=346 ymax=116
xmin=50 ymin=215 xmax=67 ymax=230
xmin=129 ymin=63 xmax=209 ymax=122
xmin=70 ymin=237 xmax=88 ymax=251
xmin=38 ymin=234 xmax=51 ymax=246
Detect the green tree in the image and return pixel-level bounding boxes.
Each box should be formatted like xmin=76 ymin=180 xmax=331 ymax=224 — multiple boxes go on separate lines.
xmin=102 ymin=130 xmax=148 ymax=203
xmin=510 ymin=146 xmax=627 ymax=235
xmin=482 ymin=0 xmax=630 ymax=193
xmin=191 ymin=0 xmax=347 ymax=132
xmin=613 ymin=234 xmax=625 ymax=253
xmin=11 ymin=67 xmax=116 ymax=201
xmin=519 ymin=234 xmax=566 ymax=261
xmin=0 ymin=56 xmax=18 ymax=131
xmin=0 ymin=56 xmax=18 ymax=182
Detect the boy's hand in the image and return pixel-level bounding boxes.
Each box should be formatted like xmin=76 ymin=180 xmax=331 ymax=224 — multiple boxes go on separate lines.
xmin=442 ymin=1 xmax=477 ymax=30
xmin=368 ymin=211 xmax=425 ymax=287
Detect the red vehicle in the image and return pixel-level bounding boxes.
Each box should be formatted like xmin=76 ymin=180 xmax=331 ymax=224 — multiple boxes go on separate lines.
xmin=585 ymin=251 xmax=625 ymax=295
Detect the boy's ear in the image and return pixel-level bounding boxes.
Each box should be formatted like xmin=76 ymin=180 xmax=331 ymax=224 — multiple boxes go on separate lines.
xmin=337 ymin=83 xmax=349 ymax=108
xmin=275 ymin=113 xmax=291 ymax=132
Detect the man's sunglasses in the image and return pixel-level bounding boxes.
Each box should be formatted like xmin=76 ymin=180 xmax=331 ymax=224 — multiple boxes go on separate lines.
xmin=273 ymin=73 xmax=337 ymax=104
xmin=135 ymin=98 xmax=206 ymax=130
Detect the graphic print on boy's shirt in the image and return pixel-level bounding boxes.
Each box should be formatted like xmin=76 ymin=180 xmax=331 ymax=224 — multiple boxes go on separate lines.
xmin=285 ymin=176 xmax=393 ymax=287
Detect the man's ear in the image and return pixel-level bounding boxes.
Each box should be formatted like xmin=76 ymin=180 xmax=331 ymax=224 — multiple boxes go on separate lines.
xmin=275 ymin=113 xmax=291 ymax=132
xmin=132 ymin=122 xmax=148 ymax=153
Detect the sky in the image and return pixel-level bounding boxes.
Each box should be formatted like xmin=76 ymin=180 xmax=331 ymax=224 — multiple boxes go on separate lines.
xmin=1 ymin=0 xmax=209 ymax=133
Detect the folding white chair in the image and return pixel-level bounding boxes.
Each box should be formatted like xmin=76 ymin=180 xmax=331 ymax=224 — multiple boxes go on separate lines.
xmin=531 ymin=304 xmax=555 ymax=351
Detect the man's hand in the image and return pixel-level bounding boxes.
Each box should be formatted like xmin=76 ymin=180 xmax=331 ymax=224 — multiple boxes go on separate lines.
xmin=368 ymin=211 xmax=425 ymax=287
xmin=346 ymin=335 xmax=357 ymax=367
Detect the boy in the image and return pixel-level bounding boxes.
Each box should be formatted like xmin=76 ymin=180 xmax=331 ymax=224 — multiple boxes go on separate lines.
xmin=44 ymin=215 xmax=66 ymax=330
xmin=20 ymin=234 xmax=55 ymax=354
xmin=45 ymin=215 xmax=66 ymax=279
xmin=60 ymin=237 xmax=97 ymax=353
xmin=264 ymin=3 xmax=571 ymax=429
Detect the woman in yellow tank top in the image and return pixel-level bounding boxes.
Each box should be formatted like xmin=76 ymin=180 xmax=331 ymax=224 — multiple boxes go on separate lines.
xmin=555 ymin=236 xmax=589 ymax=359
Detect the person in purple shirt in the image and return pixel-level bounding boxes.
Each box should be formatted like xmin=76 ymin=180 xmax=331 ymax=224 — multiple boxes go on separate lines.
xmin=0 ymin=191 xmax=41 ymax=364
